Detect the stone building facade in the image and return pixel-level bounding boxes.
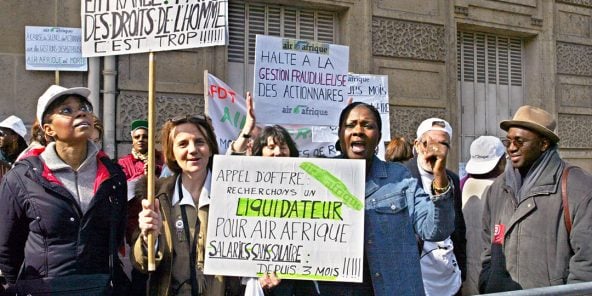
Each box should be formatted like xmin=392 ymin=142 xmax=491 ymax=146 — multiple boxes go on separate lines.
xmin=1 ymin=0 xmax=591 ymax=171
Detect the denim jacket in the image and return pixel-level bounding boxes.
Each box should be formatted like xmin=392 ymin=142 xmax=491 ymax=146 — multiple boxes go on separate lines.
xmin=364 ymin=156 xmax=455 ymax=296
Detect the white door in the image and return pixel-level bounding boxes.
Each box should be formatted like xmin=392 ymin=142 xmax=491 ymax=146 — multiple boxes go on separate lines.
xmin=457 ymin=31 xmax=524 ymax=164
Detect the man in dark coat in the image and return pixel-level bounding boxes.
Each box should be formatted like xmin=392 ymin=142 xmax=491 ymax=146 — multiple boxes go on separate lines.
xmin=479 ymin=105 xmax=592 ymax=293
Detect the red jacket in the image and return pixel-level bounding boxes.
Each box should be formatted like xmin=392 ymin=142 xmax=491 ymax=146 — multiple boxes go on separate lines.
xmin=117 ymin=151 xmax=164 ymax=181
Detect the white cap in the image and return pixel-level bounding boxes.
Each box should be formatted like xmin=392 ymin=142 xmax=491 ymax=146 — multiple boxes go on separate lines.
xmin=37 ymin=85 xmax=91 ymax=124
xmin=465 ymin=136 xmax=505 ymax=175
xmin=416 ymin=118 xmax=452 ymax=139
xmin=0 ymin=115 xmax=27 ymax=138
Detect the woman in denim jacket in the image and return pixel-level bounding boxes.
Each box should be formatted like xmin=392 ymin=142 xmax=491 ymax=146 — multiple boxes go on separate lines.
xmin=318 ymin=103 xmax=456 ymax=296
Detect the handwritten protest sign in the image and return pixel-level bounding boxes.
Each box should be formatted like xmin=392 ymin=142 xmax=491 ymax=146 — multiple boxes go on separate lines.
xmin=312 ymin=74 xmax=390 ymax=142
xmin=25 ymin=26 xmax=87 ymax=71
xmin=254 ymin=35 xmax=349 ymax=126
xmin=81 ymin=0 xmax=227 ymax=57
xmin=205 ymin=155 xmax=364 ymax=282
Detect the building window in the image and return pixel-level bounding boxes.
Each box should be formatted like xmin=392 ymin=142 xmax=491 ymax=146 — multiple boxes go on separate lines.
xmin=457 ymin=31 xmax=525 ymax=167
xmin=457 ymin=31 xmax=522 ymax=86
xmin=227 ymin=1 xmax=338 ymax=94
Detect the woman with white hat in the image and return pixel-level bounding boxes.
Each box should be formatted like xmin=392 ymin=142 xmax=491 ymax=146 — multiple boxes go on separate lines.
xmin=0 ymin=85 xmax=129 ymax=294
xmin=0 ymin=115 xmax=28 ymax=165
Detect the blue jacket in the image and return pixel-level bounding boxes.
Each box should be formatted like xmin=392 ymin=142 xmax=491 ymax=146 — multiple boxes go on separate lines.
xmin=365 ymin=156 xmax=455 ymax=295
xmin=320 ymin=156 xmax=455 ymax=296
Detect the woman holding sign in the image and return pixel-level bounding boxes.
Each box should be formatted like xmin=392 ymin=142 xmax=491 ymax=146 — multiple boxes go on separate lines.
xmin=131 ymin=115 xmax=224 ymax=295
xmin=318 ymin=102 xmax=456 ymax=296
xmin=229 ymin=93 xmax=319 ymax=296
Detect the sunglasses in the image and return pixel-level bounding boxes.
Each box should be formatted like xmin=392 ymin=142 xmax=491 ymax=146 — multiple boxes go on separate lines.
xmin=501 ymin=137 xmax=534 ymax=148
xmin=54 ymin=103 xmax=93 ymax=117
xmin=0 ymin=130 xmax=14 ymax=137
xmin=169 ymin=114 xmax=209 ymax=124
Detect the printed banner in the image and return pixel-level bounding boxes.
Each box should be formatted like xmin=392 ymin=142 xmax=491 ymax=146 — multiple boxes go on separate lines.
xmin=81 ymin=0 xmax=228 ymax=57
xmin=207 ymin=73 xmax=245 ymax=154
xmin=346 ymin=74 xmax=390 ymax=140
xmin=25 ymin=26 xmax=87 ymax=71
xmin=205 ymin=155 xmax=365 ymax=282
xmin=254 ymin=35 xmax=349 ymax=126
xmin=207 ymin=73 xmax=340 ymax=157
xmin=284 ymin=125 xmax=340 ymax=158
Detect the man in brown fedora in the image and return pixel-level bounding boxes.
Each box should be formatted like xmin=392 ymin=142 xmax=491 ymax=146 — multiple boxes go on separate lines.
xmin=479 ymin=105 xmax=592 ymax=293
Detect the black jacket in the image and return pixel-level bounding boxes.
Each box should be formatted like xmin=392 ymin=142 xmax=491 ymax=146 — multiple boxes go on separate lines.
xmin=405 ymin=156 xmax=467 ymax=281
xmin=0 ymin=150 xmax=127 ymax=284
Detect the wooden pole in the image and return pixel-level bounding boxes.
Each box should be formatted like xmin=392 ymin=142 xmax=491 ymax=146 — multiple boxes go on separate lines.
xmin=204 ymin=70 xmax=209 ymax=115
xmin=147 ymin=52 xmax=156 ymax=271
xmin=55 ymin=70 xmax=60 ymax=85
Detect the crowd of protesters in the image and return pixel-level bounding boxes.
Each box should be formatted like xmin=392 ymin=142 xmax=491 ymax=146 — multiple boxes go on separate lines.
xmin=0 ymin=84 xmax=591 ymax=296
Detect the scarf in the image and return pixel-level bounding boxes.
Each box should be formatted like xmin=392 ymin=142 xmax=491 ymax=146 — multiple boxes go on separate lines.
xmin=504 ymin=147 xmax=562 ymax=202
xmin=131 ymin=148 xmax=149 ymax=175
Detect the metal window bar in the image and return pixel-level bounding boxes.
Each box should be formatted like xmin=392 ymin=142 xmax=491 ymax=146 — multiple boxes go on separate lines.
xmin=457 ymin=31 xmax=462 ymax=81
xmin=228 ymin=1 xmax=246 ymax=63
xmin=480 ymin=282 xmax=592 ymax=296
xmin=463 ymin=32 xmax=475 ymax=82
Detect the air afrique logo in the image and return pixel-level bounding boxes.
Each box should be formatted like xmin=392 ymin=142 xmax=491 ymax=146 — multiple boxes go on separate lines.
xmin=282 ymin=105 xmax=328 ymax=117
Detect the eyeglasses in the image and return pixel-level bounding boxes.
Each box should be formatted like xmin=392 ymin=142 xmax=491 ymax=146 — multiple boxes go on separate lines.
xmin=501 ymin=137 xmax=533 ymax=148
xmin=55 ymin=103 xmax=93 ymax=116
xmin=421 ymin=140 xmax=450 ymax=149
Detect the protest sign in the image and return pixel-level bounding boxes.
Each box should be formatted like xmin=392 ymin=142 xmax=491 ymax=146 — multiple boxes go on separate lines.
xmin=205 ymin=155 xmax=365 ymax=282
xmin=312 ymin=73 xmax=390 ymax=142
xmin=207 ymin=73 xmax=245 ymax=154
xmin=346 ymin=74 xmax=390 ymax=140
xmin=254 ymin=35 xmax=349 ymax=126
xmin=25 ymin=26 xmax=87 ymax=71
xmin=81 ymin=0 xmax=227 ymax=57
xmin=284 ymin=125 xmax=339 ymax=158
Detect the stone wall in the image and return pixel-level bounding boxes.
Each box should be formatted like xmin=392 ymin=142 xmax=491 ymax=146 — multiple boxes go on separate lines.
xmin=0 ymin=0 xmax=87 ymax=126
xmin=555 ymin=1 xmax=592 ymax=171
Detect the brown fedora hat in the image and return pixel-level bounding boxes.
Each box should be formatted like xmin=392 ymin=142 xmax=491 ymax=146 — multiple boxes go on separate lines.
xmin=500 ymin=105 xmax=560 ymax=143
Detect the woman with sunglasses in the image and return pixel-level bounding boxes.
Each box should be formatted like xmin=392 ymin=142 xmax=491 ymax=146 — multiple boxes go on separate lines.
xmin=0 ymin=115 xmax=28 ymax=166
xmin=0 ymin=85 xmax=129 ymax=293
xmin=131 ymin=115 xmax=224 ymax=296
